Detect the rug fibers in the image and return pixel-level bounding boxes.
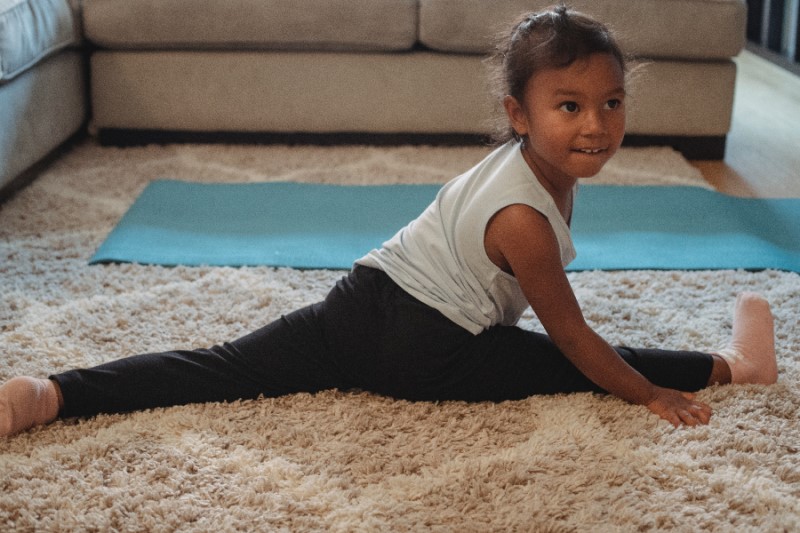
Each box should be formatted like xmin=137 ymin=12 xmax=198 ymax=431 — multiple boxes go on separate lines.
xmin=0 ymin=141 xmax=798 ymax=532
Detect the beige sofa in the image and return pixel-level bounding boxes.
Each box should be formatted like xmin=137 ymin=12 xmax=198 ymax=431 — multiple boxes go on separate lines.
xmin=1 ymin=0 xmax=747 ymax=197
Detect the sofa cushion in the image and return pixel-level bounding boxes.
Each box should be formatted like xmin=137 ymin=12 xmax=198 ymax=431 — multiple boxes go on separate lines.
xmin=83 ymin=0 xmax=418 ymax=52
xmin=419 ymin=0 xmax=746 ymax=59
xmin=0 ymin=0 xmax=80 ymax=82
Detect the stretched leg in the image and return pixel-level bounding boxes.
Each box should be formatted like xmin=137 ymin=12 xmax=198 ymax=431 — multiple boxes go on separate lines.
xmin=412 ymin=293 xmax=776 ymax=402
xmin=1 ymin=266 xmax=403 ymax=437
xmin=52 ymin=301 xmax=349 ymax=419
xmin=412 ymin=326 xmax=717 ymax=402
xmin=1 ymin=299 xmax=350 ymax=436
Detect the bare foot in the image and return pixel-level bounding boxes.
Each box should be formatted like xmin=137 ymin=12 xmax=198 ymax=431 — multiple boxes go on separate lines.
xmin=715 ymin=292 xmax=777 ymax=385
xmin=0 ymin=377 xmax=60 ymax=437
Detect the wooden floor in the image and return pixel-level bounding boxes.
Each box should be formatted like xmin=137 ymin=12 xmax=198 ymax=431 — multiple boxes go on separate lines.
xmin=692 ymin=51 xmax=800 ymax=198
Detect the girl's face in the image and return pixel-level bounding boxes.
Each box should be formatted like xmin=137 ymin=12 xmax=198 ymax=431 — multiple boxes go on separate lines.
xmin=504 ymin=53 xmax=626 ymax=191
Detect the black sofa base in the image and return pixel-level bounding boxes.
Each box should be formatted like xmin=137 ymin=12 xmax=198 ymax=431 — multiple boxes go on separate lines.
xmin=96 ymin=129 xmax=727 ymax=161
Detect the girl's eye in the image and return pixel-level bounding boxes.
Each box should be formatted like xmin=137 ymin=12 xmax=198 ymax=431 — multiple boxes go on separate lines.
xmin=606 ymin=99 xmax=623 ymax=110
xmin=560 ymin=102 xmax=579 ymax=113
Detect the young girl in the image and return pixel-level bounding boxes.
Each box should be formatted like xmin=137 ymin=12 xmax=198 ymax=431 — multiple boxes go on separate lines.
xmin=1 ymin=5 xmax=778 ymax=437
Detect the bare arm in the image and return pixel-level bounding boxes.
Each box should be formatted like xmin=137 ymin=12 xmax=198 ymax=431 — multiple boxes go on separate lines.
xmin=485 ymin=204 xmax=711 ymax=426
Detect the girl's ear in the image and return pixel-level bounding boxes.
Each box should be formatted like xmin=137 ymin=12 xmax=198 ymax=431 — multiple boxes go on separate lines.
xmin=503 ymin=95 xmax=529 ymax=138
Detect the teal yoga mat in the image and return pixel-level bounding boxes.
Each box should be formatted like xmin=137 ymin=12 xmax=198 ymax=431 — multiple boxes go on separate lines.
xmin=90 ymin=180 xmax=800 ymax=272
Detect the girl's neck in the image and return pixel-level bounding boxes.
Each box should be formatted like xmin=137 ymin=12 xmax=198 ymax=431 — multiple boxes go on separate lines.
xmin=519 ymin=144 xmax=577 ymax=222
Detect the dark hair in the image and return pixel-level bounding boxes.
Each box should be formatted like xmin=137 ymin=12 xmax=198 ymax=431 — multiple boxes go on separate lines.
xmin=487 ymin=3 xmax=628 ymax=143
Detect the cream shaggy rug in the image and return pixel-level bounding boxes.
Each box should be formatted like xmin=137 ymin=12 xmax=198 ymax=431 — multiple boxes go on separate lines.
xmin=1 ymin=141 xmax=798 ymax=532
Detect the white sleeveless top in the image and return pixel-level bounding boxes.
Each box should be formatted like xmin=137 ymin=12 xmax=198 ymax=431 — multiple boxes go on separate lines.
xmin=357 ymin=141 xmax=576 ymax=334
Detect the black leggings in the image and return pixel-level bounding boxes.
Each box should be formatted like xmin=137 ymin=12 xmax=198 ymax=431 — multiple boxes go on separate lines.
xmin=53 ymin=266 xmax=713 ymax=418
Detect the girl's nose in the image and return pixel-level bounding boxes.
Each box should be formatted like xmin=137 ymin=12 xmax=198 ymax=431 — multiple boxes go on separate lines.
xmin=582 ymin=111 xmax=607 ymax=136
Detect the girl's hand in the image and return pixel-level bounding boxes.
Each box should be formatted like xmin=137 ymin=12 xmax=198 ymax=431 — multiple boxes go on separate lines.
xmin=646 ymin=388 xmax=712 ymax=428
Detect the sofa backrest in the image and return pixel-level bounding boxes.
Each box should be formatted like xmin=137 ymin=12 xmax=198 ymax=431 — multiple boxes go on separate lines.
xmin=80 ymin=0 xmax=746 ymax=61
xmin=82 ymin=0 xmax=419 ymax=52
xmin=419 ymin=0 xmax=747 ymax=59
